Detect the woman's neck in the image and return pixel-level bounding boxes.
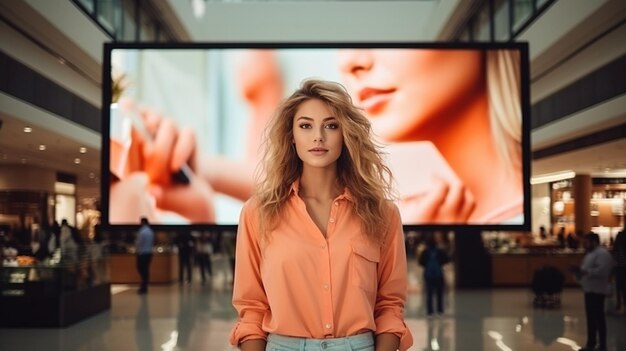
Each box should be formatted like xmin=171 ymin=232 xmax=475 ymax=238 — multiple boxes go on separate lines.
xmin=433 ymin=94 xmax=522 ymax=221
xmin=298 ymin=167 xmax=342 ymax=201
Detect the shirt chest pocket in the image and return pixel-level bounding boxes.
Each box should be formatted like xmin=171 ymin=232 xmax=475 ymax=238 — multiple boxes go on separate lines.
xmin=350 ymin=240 xmax=380 ymax=294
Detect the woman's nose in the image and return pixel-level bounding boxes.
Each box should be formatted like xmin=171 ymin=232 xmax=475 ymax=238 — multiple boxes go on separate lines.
xmin=337 ymin=49 xmax=373 ymax=76
xmin=313 ymin=128 xmax=324 ymax=142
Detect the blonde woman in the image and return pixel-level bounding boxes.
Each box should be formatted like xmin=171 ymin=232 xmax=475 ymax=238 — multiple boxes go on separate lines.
xmin=229 ymin=79 xmax=413 ymax=351
xmin=338 ymin=49 xmax=523 ymax=224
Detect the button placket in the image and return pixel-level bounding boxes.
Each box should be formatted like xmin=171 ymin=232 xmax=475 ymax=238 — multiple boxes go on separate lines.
xmin=320 ymin=232 xmax=333 ymax=338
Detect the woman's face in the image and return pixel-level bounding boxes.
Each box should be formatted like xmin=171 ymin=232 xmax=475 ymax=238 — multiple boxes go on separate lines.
xmin=337 ymin=49 xmax=484 ymax=141
xmin=292 ymin=98 xmax=343 ymax=171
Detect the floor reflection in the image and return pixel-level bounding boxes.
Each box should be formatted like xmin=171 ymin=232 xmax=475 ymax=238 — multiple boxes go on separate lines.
xmin=1 ymin=259 xmax=625 ymax=351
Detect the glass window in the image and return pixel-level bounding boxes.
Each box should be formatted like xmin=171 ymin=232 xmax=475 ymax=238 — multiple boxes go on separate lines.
xmin=75 ymin=0 xmax=95 ymax=15
xmin=513 ymin=0 xmax=533 ymax=32
xmin=475 ymin=2 xmax=491 ymax=42
xmin=458 ymin=28 xmax=470 ymax=42
xmin=494 ymin=0 xmax=510 ymax=41
xmin=121 ymin=0 xmax=136 ymax=41
xmin=140 ymin=17 xmax=156 ymax=41
xmin=96 ymin=0 xmax=122 ymax=37
xmin=536 ymin=0 xmax=550 ymax=8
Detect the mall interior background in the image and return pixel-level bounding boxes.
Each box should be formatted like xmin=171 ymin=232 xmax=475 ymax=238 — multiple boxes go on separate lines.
xmin=0 ymin=0 xmax=625 ymax=350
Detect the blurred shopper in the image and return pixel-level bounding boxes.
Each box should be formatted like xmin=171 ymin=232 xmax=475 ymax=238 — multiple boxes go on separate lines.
xmin=572 ymin=232 xmax=615 ymax=351
xmin=229 ymin=80 xmax=413 ymax=351
xmin=418 ymin=233 xmax=451 ymax=317
xmin=58 ymin=219 xmax=81 ymax=263
xmin=196 ymin=232 xmax=213 ymax=284
xmin=135 ymin=217 xmax=154 ymax=294
xmin=221 ymin=230 xmax=236 ymax=283
xmin=175 ymin=230 xmax=195 ymax=284
xmin=613 ymin=228 xmax=626 ymax=315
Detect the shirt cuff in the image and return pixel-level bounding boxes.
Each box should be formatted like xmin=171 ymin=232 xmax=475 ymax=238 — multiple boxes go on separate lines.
xmin=229 ymin=312 xmax=268 ymax=346
xmin=375 ymin=311 xmax=413 ymax=351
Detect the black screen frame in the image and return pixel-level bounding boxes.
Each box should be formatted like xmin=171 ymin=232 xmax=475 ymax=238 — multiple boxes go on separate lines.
xmin=100 ymin=41 xmax=531 ymax=232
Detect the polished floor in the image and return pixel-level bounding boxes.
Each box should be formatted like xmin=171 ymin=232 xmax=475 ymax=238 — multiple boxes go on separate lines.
xmin=1 ymin=257 xmax=625 ymax=351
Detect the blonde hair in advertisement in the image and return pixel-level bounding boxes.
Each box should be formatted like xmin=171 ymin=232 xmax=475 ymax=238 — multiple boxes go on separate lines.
xmin=486 ymin=50 xmax=522 ymax=179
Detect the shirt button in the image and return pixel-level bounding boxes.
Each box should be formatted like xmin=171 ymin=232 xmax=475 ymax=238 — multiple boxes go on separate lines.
xmin=321 ymin=244 xmax=326 ymax=249
xmin=329 ymin=218 xmax=335 ymax=223
xmin=334 ymin=202 xmax=339 ymax=206
xmin=323 ymin=284 xmax=329 ymax=289
xmin=325 ymin=323 xmax=332 ymax=329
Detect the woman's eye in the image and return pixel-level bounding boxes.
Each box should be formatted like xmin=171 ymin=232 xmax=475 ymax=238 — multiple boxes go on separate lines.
xmin=325 ymin=123 xmax=339 ymax=129
xmin=299 ymin=123 xmax=312 ymax=129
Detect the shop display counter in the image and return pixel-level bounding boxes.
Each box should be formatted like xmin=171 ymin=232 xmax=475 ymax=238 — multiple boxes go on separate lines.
xmin=0 ymin=255 xmax=110 ymax=327
xmin=491 ymin=251 xmax=585 ymax=286
xmin=108 ymin=252 xmax=178 ymax=284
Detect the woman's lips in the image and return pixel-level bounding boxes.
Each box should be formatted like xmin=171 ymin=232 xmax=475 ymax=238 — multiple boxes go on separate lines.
xmin=358 ymin=87 xmax=395 ymax=115
xmin=309 ymin=148 xmax=328 ymax=156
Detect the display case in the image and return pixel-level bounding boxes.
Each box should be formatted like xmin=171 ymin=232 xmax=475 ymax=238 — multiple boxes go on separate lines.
xmin=0 ymin=247 xmax=110 ymax=327
xmin=483 ymin=231 xmax=586 ymax=287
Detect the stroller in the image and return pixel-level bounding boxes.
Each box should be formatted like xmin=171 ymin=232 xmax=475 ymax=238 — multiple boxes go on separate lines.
xmin=531 ymin=266 xmax=565 ymax=308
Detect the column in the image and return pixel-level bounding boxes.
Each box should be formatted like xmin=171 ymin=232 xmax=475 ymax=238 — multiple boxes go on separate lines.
xmin=573 ymin=174 xmax=591 ymax=234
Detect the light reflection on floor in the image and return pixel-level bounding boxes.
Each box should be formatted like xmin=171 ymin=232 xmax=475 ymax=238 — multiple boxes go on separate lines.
xmin=1 ymin=257 xmax=625 ymax=351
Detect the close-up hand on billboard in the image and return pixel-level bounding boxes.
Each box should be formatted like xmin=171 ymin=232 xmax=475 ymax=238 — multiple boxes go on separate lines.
xmin=102 ymin=43 xmax=530 ymax=229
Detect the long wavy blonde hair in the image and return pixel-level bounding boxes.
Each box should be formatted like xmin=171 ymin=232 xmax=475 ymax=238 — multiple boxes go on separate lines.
xmin=486 ymin=50 xmax=522 ymax=179
xmin=255 ymin=79 xmax=394 ymax=242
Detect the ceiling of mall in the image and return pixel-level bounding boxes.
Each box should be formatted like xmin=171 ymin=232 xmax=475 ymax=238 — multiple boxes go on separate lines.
xmin=0 ymin=112 xmax=100 ymax=199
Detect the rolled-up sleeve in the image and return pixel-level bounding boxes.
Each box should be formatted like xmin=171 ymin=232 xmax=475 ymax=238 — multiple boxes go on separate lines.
xmin=229 ymin=201 xmax=269 ymax=346
xmin=374 ymin=204 xmax=413 ymax=351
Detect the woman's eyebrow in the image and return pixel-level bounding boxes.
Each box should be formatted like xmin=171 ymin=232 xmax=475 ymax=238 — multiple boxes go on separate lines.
xmin=296 ymin=116 xmax=337 ymax=121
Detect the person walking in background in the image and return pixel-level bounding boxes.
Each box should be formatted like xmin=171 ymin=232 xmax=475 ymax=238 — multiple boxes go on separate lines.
xmin=572 ymin=232 xmax=615 ymax=351
xmin=196 ymin=231 xmax=213 ymax=284
xmin=418 ymin=233 xmax=451 ymax=317
xmin=229 ymin=80 xmax=413 ymax=351
xmin=221 ymin=230 xmax=236 ymax=284
xmin=613 ymin=228 xmax=626 ymax=315
xmin=175 ymin=230 xmax=195 ymax=284
xmin=135 ymin=217 xmax=154 ymax=294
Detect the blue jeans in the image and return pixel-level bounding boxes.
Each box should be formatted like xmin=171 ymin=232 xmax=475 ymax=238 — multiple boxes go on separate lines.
xmin=266 ymin=332 xmax=374 ymax=351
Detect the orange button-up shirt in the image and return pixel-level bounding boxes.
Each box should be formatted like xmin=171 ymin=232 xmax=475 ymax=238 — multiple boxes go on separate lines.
xmin=229 ymin=183 xmax=413 ymax=350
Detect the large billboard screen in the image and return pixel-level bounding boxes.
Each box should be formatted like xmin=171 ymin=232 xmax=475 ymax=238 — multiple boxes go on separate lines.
xmin=101 ymin=43 xmax=530 ymax=230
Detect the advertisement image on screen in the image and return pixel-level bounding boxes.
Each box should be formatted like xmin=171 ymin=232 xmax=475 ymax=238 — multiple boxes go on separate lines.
xmin=102 ymin=43 xmax=530 ymax=229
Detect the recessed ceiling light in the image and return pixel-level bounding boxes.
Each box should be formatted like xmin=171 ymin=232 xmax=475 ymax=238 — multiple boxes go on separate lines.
xmin=21 ymin=158 xmax=27 ymax=164
xmin=39 ymin=145 xmax=46 ymax=151
xmin=79 ymin=147 xmax=87 ymax=154
xmin=74 ymin=158 xmax=81 ymax=164
xmin=23 ymin=127 xmax=32 ymax=133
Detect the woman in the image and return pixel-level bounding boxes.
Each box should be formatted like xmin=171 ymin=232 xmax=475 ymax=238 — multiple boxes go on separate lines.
xmin=337 ymin=49 xmax=523 ymax=224
xmin=229 ymin=79 xmax=413 ymax=351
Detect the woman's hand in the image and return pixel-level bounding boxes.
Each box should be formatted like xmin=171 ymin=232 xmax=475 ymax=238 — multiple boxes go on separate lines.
xmin=386 ymin=141 xmax=475 ymax=224
xmin=109 ymin=172 xmax=156 ymax=223
xmin=112 ymin=99 xmax=215 ymax=222
xmin=399 ymin=175 xmax=475 ymax=224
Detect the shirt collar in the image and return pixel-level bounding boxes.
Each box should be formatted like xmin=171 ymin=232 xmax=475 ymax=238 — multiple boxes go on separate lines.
xmin=289 ymin=179 xmax=354 ymax=202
